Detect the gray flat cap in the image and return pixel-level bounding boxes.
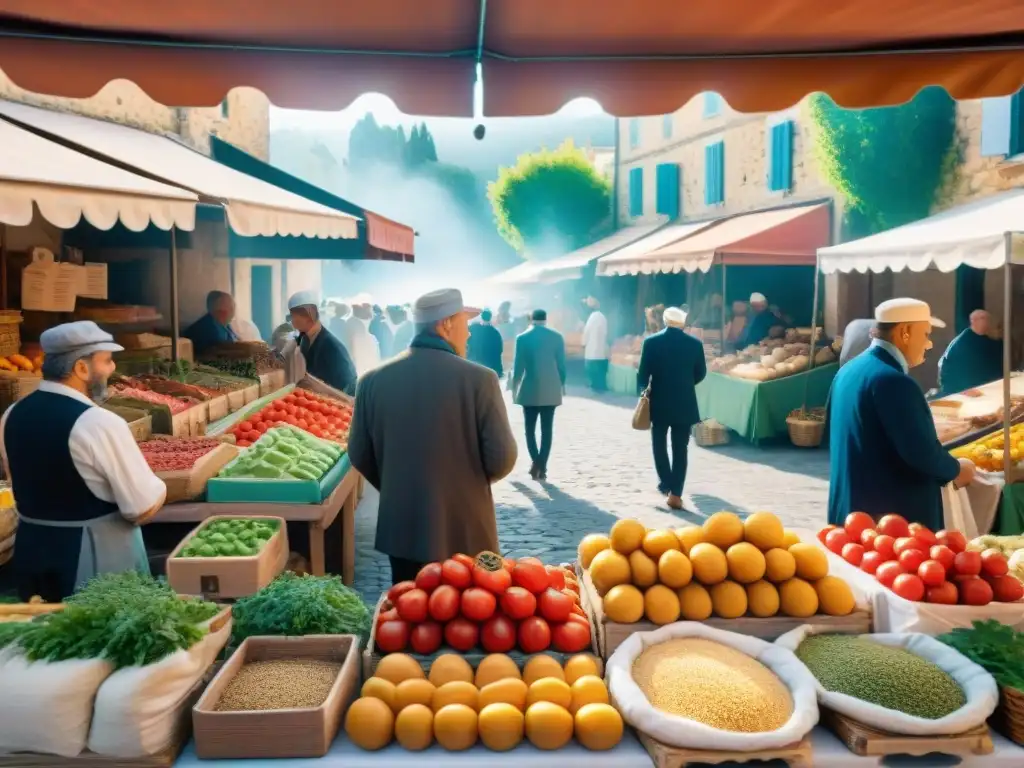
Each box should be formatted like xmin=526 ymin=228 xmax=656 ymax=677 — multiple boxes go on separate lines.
xmin=412 ymin=288 xmax=481 ymax=325
xmin=40 ymin=321 xmax=123 ymax=357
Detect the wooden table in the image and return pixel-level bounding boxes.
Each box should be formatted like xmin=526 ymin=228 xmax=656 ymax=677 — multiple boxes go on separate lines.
xmin=151 ymin=466 xmax=361 ymax=585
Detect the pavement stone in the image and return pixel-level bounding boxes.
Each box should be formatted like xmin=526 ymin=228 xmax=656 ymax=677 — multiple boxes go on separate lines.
xmin=352 ymin=386 xmax=830 ymax=605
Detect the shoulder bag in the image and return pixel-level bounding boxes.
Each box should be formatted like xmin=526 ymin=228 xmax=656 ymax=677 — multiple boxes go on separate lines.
xmin=632 ymin=385 xmax=652 ymax=431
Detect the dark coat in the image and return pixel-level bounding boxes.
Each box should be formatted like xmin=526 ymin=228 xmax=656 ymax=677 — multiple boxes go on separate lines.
xmin=827 ymin=345 xmax=960 ymax=530
xmin=348 ymin=336 xmax=518 ymax=563
xmin=468 ymin=322 xmax=505 ymax=378
xmin=938 ymin=328 xmax=1003 ymax=395
xmin=298 ymin=327 xmax=358 ymax=396
xmin=369 ymin=316 xmax=394 ymax=360
xmin=637 ymin=327 xmax=707 ymax=427
xmin=184 ymin=313 xmax=237 ymax=355
xmin=512 ymin=325 xmax=566 ymax=407
xmin=735 ymin=309 xmax=775 ymax=348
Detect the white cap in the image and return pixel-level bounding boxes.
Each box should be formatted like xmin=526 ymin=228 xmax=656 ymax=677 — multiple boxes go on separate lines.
xmin=874 ymin=298 xmax=946 ymax=328
xmin=750 ymin=292 xmax=767 ymax=304
xmin=663 ymin=307 xmax=688 ymax=327
xmin=288 ymin=290 xmax=319 ymax=310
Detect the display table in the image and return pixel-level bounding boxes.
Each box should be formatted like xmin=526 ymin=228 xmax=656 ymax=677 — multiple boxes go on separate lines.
xmin=607 ymin=363 xmax=636 ymax=396
xmin=695 ymin=363 xmax=838 ymax=443
xmin=151 ymin=455 xmax=360 ymax=584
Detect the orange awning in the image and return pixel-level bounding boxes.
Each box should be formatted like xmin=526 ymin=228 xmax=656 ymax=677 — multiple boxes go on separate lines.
xmin=0 ymin=1 xmax=1022 ymax=116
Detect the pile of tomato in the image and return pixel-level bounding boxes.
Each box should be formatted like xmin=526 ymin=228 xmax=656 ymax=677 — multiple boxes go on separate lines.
xmin=375 ymin=553 xmax=592 ymax=656
xmin=230 ymin=390 xmax=353 ymax=447
xmin=819 ymin=512 xmax=1024 ymax=606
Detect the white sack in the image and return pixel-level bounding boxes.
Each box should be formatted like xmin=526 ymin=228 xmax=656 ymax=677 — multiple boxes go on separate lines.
xmin=606 ymin=621 xmax=819 ymax=751
xmin=88 ymin=612 xmax=232 ymax=757
xmin=775 ymin=625 xmax=998 ymax=736
xmin=0 ymin=648 xmax=113 ymax=757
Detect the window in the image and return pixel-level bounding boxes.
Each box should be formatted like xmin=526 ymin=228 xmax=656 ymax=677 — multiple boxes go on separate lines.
xmin=703 ymin=92 xmax=724 ymax=118
xmin=220 ymin=99 xmax=230 ymax=119
xmin=629 ymin=118 xmax=640 ymax=149
xmin=704 ymin=141 xmax=725 ymax=206
xmin=980 ymin=89 xmax=1024 ymax=156
xmin=655 ymin=163 xmax=681 ymax=219
xmin=662 ymin=114 xmax=673 ymax=140
xmin=628 ymin=167 xmax=644 ymax=217
xmin=767 ymin=120 xmax=794 ymax=192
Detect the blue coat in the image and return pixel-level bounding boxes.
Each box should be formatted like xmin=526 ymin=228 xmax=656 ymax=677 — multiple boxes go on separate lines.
xmin=183 ymin=313 xmax=237 ymax=355
xmin=637 ymin=327 xmax=707 ymax=427
xmin=937 ymin=328 xmax=1003 ymax=396
xmin=512 ymin=325 xmax=566 ymax=407
xmin=469 ymin=322 xmax=505 ymax=378
xmin=298 ymin=327 xmax=358 ymax=396
xmin=827 ymin=345 xmax=960 ymax=530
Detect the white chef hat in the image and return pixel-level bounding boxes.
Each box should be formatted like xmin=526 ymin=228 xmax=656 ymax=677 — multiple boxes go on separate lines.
xmin=287 ymin=290 xmax=319 ymax=310
xmin=750 ymin=292 xmax=768 ymax=304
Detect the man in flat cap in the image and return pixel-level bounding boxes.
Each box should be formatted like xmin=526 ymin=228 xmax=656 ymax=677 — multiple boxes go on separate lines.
xmin=349 ymin=288 xmax=518 ymax=584
xmin=287 ymin=291 xmax=358 ymax=396
xmin=0 ymin=322 xmax=166 ymax=601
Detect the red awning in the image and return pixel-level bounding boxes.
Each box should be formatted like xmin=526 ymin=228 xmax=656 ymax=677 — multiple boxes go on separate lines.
xmin=0 ymin=1 xmax=1022 ymax=116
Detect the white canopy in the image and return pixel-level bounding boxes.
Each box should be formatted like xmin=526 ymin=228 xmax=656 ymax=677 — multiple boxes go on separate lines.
xmin=818 ymin=189 xmax=1024 ymax=274
xmin=0 ymin=118 xmax=197 ymax=232
xmin=597 ymin=220 xmax=717 ymax=275
xmin=0 ymin=100 xmax=359 ymax=240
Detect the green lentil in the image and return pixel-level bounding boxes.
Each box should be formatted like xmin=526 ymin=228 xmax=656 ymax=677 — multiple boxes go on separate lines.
xmin=797 ymin=635 xmax=965 ymax=719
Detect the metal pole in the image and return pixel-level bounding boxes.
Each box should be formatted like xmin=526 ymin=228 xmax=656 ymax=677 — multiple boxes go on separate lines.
xmin=0 ymin=224 xmax=7 ymax=311
xmin=719 ymin=257 xmax=727 ymax=357
xmin=1003 ymin=234 xmax=1013 ymax=485
xmin=169 ymin=228 xmax=180 ymax=365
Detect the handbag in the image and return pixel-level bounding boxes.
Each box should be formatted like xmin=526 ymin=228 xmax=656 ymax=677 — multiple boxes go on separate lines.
xmin=632 ymin=385 xmax=651 ymax=431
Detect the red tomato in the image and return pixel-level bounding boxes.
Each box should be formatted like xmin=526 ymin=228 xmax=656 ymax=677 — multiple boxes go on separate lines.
xmin=892 ymin=573 xmax=925 ymax=601
xmin=461 ymin=587 xmax=497 ymax=622
xmin=929 ymin=545 xmax=955 ymax=570
xmin=377 ymin=607 xmax=399 ymax=627
xmin=954 ymin=550 xmax=982 ymax=576
xmin=908 ymin=523 xmax=937 ymax=547
xmin=926 ymin=581 xmax=959 ymax=605
xmin=245 ymin=430 xmax=261 ymax=442
xmin=894 ymin=537 xmax=927 ymax=557
xmin=566 ymin=612 xmax=590 ymax=627
xmin=546 ymin=566 xmax=567 ymax=591
xmin=873 ymin=535 xmax=896 ymax=560
xmin=861 ymin=551 xmax=885 ymax=575
xmin=444 ymin=618 xmax=479 ymax=651
xmin=517 ymin=616 xmax=551 ymax=653
xmin=817 ymin=525 xmax=839 ymax=545
xmin=570 ymin=602 xmax=587 ymax=617
xmin=518 ymin=556 xmax=543 ymax=566
xmin=396 ymin=588 xmax=429 ymax=623
xmin=387 ymin=580 xmax=417 ymax=604
xmin=860 ymin=529 xmax=879 ymax=551
xmin=452 ymin=553 xmax=476 ymax=570
xmin=427 ymin=584 xmax=461 ymax=622
xmin=537 ymin=588 xmax=573 ymax=623
xmin=551 ymin=621 xmax=591 ymax=653
xmin=410 ymin=621 xmax=443 ymax=654
xmin=958 ymin=576 xmax=993 ymax=606
xmin=898 ymin=549 xmax=926 ymax=573
xmin=502 ymin=558 xmax=516 ymax=573
xmin=989 ymin=574 xmax=1024 ymax=603
xmin=512 ymin=561 xmax=550 ymax=594
xmin=473 ymin=565 xmax=512 ymax=595
xmin=415 ymin=562 xmax=443 ymax=593
xmin=825 ymin=529 xmax=852 ymax=555
xmin=480 ymin=615 xmax=517 ymax=653
xmin=239 ymin=420 xmax=254 ymax=432
xmin=441 ymin=559 xmax=473 ymax=590
xmin=877 ymin=514 xmax=910 ymax=539
xmin=980 ymin=549 xmax=1009 ymax=578
xmin=376 ymin=620 xmax=410 ymax=652
xmin=936 ymin=529 xmax=967 ymax=554
xmin=876 ymin=561 xmax=904 ymax=588
xmin=917 ymin=560 xmax=947 ymax=587
xmin=499 ymin=586 xmax=537 ymax=620
xmin=842 ymin=543 xmax=865 ymax=566
xmin=844 ymin=512 xmax=875 ymax=541
xmin=236 ymin=440 xmax=252 ymax=447
xmin=296 ymin=419 xmax=309 ymax=430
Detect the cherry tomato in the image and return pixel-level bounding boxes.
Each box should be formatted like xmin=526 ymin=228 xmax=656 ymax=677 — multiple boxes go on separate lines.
xmin=953 ymin=550 xmax=982 ymax=576
xmin=239 ymin=420 xmax=254 ymax=432
xmin=551 ymin=621 xmax=591 ymax=653
xmin=989 ymin=574 xmax=1024 ymax=603
xmin=894 ymin=537 xmax=927 ymax=557
xmin=817 ymin=525 xmax=839 ymax=545
xmin=450 ymin=552 xmax=475 ymax=569
xmin=441 ymin=559 xmax=473 ymax=589
xmin=860 ymin=529 xmax=879 ymax=551
xmin=461 ymin=587 xmax=497 ymax=622
xmin=480 ymin=615 xmax=517 ymax=653
xmin=892 ymin=573 xmax=925 ymax=602
xmin=908 ymin=523 xmax=937 ymax=547
xmin=500 ymin=586 xmax=537 ymax=620
xmin=387 ymin=580 xmax=417 ymax=604
xmin=936 ymin=529 xmax=967 ymax=554
xmin=236 ymin=440 xmax=252 ymax=447
xmin=517 ymin=616 xmax=551 ymax=653
xmin=844 ymin=512 xmax=875 ymax=541
xmin=877 ymin=514 xmax=910 ymax=539
xmin=928 ymin=545 xmax=955 ymax=570
xmin=415 ymin=562 xmax=443 ymax=593
xmin=472 ymin=565 xmax=512 ymax=596
xmin=842 ymin=543 xmax=864 ymax=566
xmin=444 ymin=618 xmax=479 ymax=651
xmin=980 ymin=549 xmax=1009 ymax=578
xmin=376 ymin=620 xmax=410 ymax=652
xmin=872 ymin=534 xmax=896 ymax=560
xmin=396 ymin=588 xmax=430 ymax=623
xmin=897 ymin=549 xmax=926 ymax=573
xmin=546 ymin=566 xmax=567 ymax=591
xmin=409 ymin=621 xmax=443 ymax=654
xmin=926 ymin=581 xmax=958 ymax=605
xmin=537 ymin=587 xmax=573 ymax=623
xmin=917 ymin=560 xmax=946 ymax=587
xmin=512 ymin=561 xmax=549 ymax=594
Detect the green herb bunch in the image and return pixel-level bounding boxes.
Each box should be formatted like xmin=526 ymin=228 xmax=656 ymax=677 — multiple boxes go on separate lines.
xmin=231 ymin=573 xmax=371 ymax=645
xmin=939 ymin=620 xmax=1024 ymax=692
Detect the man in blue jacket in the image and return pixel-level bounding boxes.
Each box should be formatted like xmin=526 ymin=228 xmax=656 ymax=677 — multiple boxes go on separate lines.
xmin=827 ymin=298 xmax=975 ymax=531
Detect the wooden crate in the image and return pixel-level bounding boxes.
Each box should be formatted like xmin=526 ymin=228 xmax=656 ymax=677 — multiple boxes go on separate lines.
xmin=192 ymin=634 xmax=359 ymax=759
xmin=821 ymin=708 xmax=994 ymax=758
xmin=165 ymin=515 xmax=288 ymax=599
xmin=103 ymin=405 xmax=152 ymax=441
xmin=205 ymin=394 xmax=229 ymax=422
xmin=638 ymin=731 xmax=812 ymax=768
xmin=258 ymin=370 xmax=286 ymax=397
xmin=155 ymin=443 xmax=238 ymax=504
xmin=578 ymin=567 xmax=871 ymax=658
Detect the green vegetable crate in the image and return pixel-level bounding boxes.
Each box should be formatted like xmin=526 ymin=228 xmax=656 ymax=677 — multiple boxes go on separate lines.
xmin=166 ymin=515 xmax=288 ymax=599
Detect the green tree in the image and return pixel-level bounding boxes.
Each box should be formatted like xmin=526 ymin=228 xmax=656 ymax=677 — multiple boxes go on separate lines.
xmin=808 ymin=86 xmax=958 ymax=237
xmin=488 ymin=140 xmax=612 ymax=253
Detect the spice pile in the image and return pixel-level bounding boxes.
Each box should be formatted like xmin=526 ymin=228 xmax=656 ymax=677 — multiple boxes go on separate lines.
xmin=796 ymin=635 xmax=966 ymax=719
xmin=216 ymin=659 xmax=341 ymax=711
xmin=139 ymin=437 xmax=221 ymax=472
xmin=109 ymin=384 xmax=196 ymax=414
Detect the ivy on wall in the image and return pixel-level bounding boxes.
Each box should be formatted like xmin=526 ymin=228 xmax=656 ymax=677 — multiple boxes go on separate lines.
xmin=808 ymin=86 xmax=958 ymax=238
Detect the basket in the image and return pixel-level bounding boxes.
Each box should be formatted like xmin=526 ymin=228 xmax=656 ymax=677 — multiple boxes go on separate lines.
xmin=693 ymin=419 xmax=729 ymax=447
xmin=993 ymin=684 xmax=1024 ymax=746
xmin=0 ymin=310 xmax=23 ymax=358
xmin=787 ymin=407 xmax=826 ymax=447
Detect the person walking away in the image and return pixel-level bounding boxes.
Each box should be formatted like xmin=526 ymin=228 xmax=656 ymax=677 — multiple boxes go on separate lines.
xmin=827 ymin=298 xmax=975 ymax=530
xmin=637 ymin=307 xmax=706 ymax=510
xmin=369 ymin=304 xmax=394 ymax=360
xmin=937 ymin=310 xmax=1002 ymax=395
xmin=184 ymin=290 xmax=239 ymax=355
xmin=348 ymin=303 xmax=382 ymax=376
xmin=512 ymin=309 xmax=566 ymax=480
xmin=288 ymin=291 xmax=358 ymax=395
xmin=0 ymin=322 xmax=166 ymax=601
xmin=389 ymin=305 xmax=414 ymax=354
xmin=348 ymin=288 xmax=518 ymax=585
xmin=468 ymin=309 xmax=505 ymax=377
xmin=838 ymin=318 xmax=874 ymax=367
xmin=583 ymin=297 xmax=609 ymax=392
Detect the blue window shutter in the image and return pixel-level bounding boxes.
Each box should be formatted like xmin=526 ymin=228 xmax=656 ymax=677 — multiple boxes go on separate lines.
xmin=981 ymin=96 xmax=1012 ymax=156
xmin=781 ymin=121 xmax=793 ymax=191
xmin=717 ymin=142 xmax=725 ymax=203
xmin=768 ymin=121 xmax=794 ymax=192
xmin=1011 ymin=92 xmax=1024 ymax=156
xmin=703 ymin=93 xmax=722 ymax=118
xmin=704 ymin=145 xmax=715 ymax=205
xmin=656 ymin=163 xmax=680 ymax=218
xmin=629 ymin=167 xmax=644 ymax=217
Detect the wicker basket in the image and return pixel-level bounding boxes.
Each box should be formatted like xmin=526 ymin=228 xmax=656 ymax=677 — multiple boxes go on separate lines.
xmin=0 ymin=310 xmax=23 ymax=358
xmin=787 ymin=407 xmax=826 ymax=448
xmin=693 ymin=419 xmax=729 ymax=447
xmin=0 ymin=371 xmax=40 ymax=412
xmin=993 ymin=685 xmax=1024 ymax=746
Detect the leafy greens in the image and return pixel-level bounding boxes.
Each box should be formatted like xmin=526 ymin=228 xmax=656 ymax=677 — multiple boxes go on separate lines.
xmin=939 ymin=619 xmax=1024 ymax=692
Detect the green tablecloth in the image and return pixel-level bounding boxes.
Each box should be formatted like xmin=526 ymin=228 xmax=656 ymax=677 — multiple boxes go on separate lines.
xmin=607 ymin=363 xmax=636 ymax=396
xmin=695 ymin=363 xmax=839 ymax=443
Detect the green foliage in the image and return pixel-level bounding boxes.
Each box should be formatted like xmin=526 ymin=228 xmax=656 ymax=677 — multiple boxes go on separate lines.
xmin=488 ymin=140 xmax=612 ymax=253
xmin=348 ymin=114 xmax=439 ymax=172
xmin=940 ymin=619 xmax=1024 ymax=692
xmin=808 ymin=87 xmax=957 ymax=236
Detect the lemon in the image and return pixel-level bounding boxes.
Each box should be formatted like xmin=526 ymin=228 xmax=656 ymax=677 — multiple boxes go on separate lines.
xmin=478 ymin=678 xmax=529 ymax=712
xmin=578 ymin=534 xmax=611 ymax=569
xmin=602 ymin=584 xmax=645 ymax=623
xmin=779 ymin=578 xmax=820 ymax=618
xmin=475 ymin=654 xmax=521 ymax=688
xmin=589 ymin=549 xmax=631 ymax=595
xmin=644 ymin=584 xmax=681 ymax=625
xmin=642 ymin=529 xmax=681 ymax=559
xmin=360 ymin=677 xmax=398 ymax=712
xmin=433 ymin=704 xmax=478 ymax=751
xmin=569 ymin=675 xmax=609 ymax=715
xmin=743 ymin=512 xmax=785 ymax=550
xmin=527 ymin=677 xmax=572 ymax=710
xmin=478 ymin=703 xmax=524 ymax=751
xmin=525 ymin=701 xmax=574 ymax=750
xmin=710 ymin=580 xmax=748 ymax=618
xmin=745 ymin=580 xmax=780 ymax=617
xmin=789 ymin=543 xmax=829 ymax=581
xmin=429 ymin=654 xmax=474 ymax=687
xmin=345 ymin=696 xmax=395 ymax=750
xmin=782 ymin=530 xmax=801 ymax=548
xmin=395 ymin=678 xmax=436 ymax=711
xmin=374 ymin=654 xmax=425 ymax=685
xmin=677 ymin=583 xmax=713 ymax=620
xmin=764 ymin=548 xmax=797 ymax=583
xmin=574 ymin=703 xmax=624 ymax=750
xmin=675 ymin=526 xmax=704 ymax=554
xmin=523 ymin=655 xmax=565 ymax=685
xmin=702 ymin=511 xmax=744 ymax=549
xmin=726 ymin=542 xmax=767 ymax=584
xmin=563 ymin=654 xmax=602 ymax=685
xmin=814 ymin=575 xmax=856 ymax=616
xmin=628 ymin=549 xmax=658 ymax=588
xmin=689 ymin=542 xmax=728 ymax=585
xmin=394 ymin=704 xmax=434 ymax=751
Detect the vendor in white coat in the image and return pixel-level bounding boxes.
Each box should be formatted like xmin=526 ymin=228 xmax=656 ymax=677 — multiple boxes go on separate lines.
xmin=0 ymin=322 xmax=166 ymax=602
xmin=582 ymin=296 xmax=609 ymax=392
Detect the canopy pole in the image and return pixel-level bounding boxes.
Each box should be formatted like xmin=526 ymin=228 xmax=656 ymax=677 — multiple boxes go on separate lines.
xmin=803 ymin=256 xmax=823 ymax=412
xmin=169 ymin=228 xmax=180 ymax=365
xmin=1003 ymin=234 xmax=1013 ymax=486
xmin=0 ymin=224 xmax=7 ymax=311
xmin=719 ymin=257 xmax=727 ymax=357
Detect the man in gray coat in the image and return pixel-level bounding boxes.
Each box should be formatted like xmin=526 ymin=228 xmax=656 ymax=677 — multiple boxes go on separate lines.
xmin=511 ymin=309 xmax=567 ymax=481
xmin=348 ymin=288 xmax=518 ymax=585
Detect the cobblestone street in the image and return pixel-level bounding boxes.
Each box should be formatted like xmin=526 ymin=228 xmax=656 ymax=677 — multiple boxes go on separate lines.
xmin=353 ymin=387 xmax=830 ymax=603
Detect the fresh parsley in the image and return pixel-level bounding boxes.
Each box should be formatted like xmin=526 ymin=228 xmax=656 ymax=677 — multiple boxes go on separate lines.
xmin=939 ymin=620 xmax=1024 ymax=692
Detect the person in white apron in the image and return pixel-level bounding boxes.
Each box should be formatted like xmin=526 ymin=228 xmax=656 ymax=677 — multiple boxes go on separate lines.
xmin=0 ymin=321 xmax=166 ymax=602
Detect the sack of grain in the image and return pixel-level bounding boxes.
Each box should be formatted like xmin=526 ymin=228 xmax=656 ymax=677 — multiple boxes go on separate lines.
xmin=606 ymin=622 xmax=818 ymax=751
xmin=0 ymin=646 xmax=114 ymax=756
xmin=87 ymin=609 xmax=231 ymax=757
xmin=775 ymin=626 xmax=997 ymax=736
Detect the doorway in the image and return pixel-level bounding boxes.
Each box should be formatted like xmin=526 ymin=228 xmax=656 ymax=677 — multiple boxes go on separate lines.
xmin=250 ymin=265 xmax=273 ymax=341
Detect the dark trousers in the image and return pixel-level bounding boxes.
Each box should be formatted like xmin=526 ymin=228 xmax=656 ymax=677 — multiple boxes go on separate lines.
xmin=389 ymin=556 xmax=426 ymax=586
xmin=523 ymin=405 xmax=556 ymax=472
xmin=585 ymin=359 xmax=609 ymax=392
xmin=652 ymin=422 xmax=690 ymax=497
